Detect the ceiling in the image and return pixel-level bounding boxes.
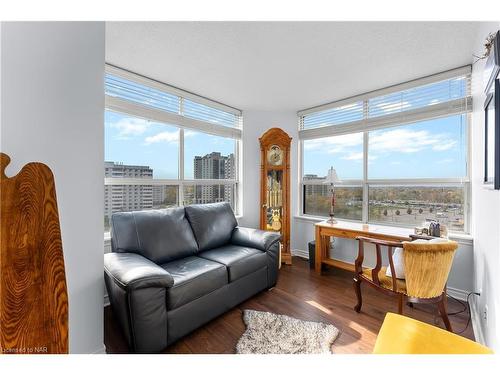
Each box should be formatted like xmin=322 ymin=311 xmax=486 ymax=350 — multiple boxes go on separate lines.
xmin=106 ymin=22 xmax=480 ymax=112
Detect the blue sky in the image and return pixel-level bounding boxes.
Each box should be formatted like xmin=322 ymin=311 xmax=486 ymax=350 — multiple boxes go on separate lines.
xmin=105 ymin=111 xmax=235 ymax=179
xmin=106 ymin=111 xmax=466 ymax=181
xmin=303 ymin=114 xmax=467 ymax=180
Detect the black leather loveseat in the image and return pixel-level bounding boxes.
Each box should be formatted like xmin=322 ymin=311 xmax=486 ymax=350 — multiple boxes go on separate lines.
xmin=104 ymin=202 xmax=281 ymax=353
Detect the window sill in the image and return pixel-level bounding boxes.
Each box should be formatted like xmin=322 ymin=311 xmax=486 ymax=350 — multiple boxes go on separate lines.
xmin=293 ymin=215 xmax=473 ymax=246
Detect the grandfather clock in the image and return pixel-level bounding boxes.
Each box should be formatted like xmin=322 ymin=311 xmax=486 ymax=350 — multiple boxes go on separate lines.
xmin=259 ymin=128 xmax=292 ymax=265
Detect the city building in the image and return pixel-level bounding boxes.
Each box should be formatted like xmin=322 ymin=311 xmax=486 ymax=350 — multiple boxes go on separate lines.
xmin=104 ymin=161 xmax=153 ymax=226
xmin=303 ymin=174 xmax=329 ymax=196
xmin=193 ymin=152 xmax=235 ymax=205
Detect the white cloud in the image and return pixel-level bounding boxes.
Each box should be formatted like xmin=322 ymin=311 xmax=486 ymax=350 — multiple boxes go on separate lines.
xmin=433 ymin=140 xmax=457 ymax=151
xmin=341 ymin=152 xmax=363 ymax=161
xmin=341 ymin=152 xmax=378 ymax=162
xmin=304 ymin=133 xmax=363 ymax=154
xmin=437 ymin=158 xmax=454 ymax=164
xmin=304 ymin=126 xmax=456 ymax=166
xmin=110 ymin=117 xmax=150 ymax=139
xmin=144 ymin=131 xmax=179 ymax=145
xmin=369 ymin=128 xmax=456 ymax=155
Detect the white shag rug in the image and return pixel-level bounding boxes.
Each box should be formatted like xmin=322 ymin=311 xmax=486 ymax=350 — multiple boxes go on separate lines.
xmin=236 ymin=309 xmax=339 ymax=354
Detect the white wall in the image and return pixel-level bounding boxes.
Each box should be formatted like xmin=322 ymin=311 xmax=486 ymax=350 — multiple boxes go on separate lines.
xmin=0 ymin=22 xmax=105 ymax=353
xmin=470 ymin=22 xmax=500 ymax=350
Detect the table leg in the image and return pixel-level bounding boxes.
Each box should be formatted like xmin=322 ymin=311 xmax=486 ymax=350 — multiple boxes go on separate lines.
xmin=324 ymin=236 xmax=330 ymax=259
xmin=315 ymin=226 xmax=322 ymax=274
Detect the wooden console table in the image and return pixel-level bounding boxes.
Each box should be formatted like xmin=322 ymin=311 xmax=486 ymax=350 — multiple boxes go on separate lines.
xmin=314 ymin=220 xmax=413 ymax=275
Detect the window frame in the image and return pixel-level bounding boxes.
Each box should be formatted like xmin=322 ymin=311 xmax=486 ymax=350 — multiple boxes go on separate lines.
xmin=104 ymin=65 xmax=243 ymax=236
xmin=297 ymin=67 xmax=472 ymax=234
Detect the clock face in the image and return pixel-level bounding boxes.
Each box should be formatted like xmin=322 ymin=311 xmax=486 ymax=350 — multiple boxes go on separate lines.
xmin=267 ymin=145 xmax=283 ymax=166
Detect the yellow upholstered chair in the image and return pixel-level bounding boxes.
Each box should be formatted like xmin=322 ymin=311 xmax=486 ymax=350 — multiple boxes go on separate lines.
xmin=373 ymin=313 xmax=493 ymax=354
xmin=353 ymin=237 xmax=458 ymax=331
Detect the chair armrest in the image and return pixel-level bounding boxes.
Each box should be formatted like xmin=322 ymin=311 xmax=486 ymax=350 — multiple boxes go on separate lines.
xmin=231 ymin=226 xmax=281 ymax=252
xmin=104 ymin=252 xmax=174 ymax=291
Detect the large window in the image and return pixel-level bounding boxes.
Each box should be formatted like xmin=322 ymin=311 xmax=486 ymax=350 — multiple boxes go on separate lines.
xmin=299 ymin=66 xmax=471 ymax=233
xmin=104 ymin=66 xmax=242 ymax=233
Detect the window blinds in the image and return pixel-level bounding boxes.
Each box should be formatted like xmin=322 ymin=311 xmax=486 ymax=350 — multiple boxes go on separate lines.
xmin=105 ymin=74 xmax=180 ymax=114
xmin=302 ymin=101 xmax=364 ymax=130
xmin=298 ymin=66 xmax=472 ymax=139
xmin=183 ymin=99 xmax=240 ymax=128
xmin=105 ymin=64 xmax=242 ymax=138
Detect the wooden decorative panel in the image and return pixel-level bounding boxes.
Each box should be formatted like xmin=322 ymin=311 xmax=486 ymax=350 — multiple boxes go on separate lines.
xmin=0 ymin=153 xmax=68 ymax=354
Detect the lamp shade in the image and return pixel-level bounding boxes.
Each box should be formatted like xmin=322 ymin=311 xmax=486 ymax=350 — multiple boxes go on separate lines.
xmin=324 ymin=167 xmax=340 ymax=184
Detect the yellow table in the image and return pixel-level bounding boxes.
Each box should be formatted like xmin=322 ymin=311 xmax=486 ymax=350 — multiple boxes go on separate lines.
xmin=373 ymin=313 xmax=493 ymax=354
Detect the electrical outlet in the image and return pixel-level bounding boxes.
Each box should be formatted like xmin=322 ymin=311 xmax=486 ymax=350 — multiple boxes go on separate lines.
xmin=483 ymin=305 xmax=488 ymax=326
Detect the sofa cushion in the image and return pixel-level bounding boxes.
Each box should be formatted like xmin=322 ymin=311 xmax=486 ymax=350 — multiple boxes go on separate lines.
xmin=161 ymin=256 xmax=227 ymax=310
xmin=111 ymin=208 xmax=198 ymax=264
xmin=199 ymin=245 xmax=267 ymax=282
xmin=185 ymin=202 xmax=238 ymax=251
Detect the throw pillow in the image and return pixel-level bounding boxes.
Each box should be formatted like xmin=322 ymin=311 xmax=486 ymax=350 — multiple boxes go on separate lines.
xmin=386 ymin=247 xmax=405 ymax=279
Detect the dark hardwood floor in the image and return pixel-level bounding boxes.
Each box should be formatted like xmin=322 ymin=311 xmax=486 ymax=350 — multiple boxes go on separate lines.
xmin=104 ymin=257 xmax=474 ymax=354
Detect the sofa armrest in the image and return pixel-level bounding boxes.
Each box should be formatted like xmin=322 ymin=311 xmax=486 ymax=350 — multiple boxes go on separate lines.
xmin=231 ymin=226 xmax=281 ymax=252
xmin=104 ymin=252 xmax=172 ymax=352
xmin=104 ymin=252 xmax=174 ymax=291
